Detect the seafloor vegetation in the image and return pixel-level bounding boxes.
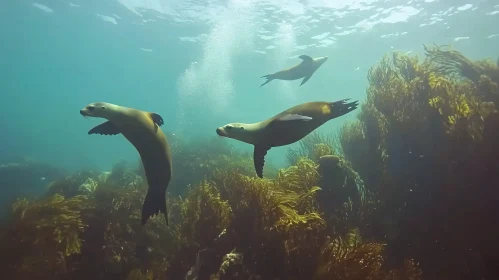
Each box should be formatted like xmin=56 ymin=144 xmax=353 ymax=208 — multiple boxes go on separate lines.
xmin=1 ymin=44 xmax=498 ymax=280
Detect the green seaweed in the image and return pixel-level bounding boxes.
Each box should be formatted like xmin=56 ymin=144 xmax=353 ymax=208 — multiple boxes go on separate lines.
xmin=2 ymin=44 xmax=498 ymax=280
xmin=338 ymin=44 xmax=499 ymax=279
xmin=0 ymin=194 xmax=89 ymax=278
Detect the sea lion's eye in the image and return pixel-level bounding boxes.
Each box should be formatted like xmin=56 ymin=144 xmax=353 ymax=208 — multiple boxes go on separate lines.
xmin=101 ymin=106 xmax=105 ymax=109
xmin=87 ymin=106 xmax=94 ymax=111
xmin=240 ymin=127 xmax=244 ymax=130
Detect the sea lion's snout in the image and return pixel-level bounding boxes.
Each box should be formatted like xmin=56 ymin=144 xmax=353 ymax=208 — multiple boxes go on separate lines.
xmin=216 ymin=127 xmax=226 ymax=137
xmin=80 ymin=108 xmax=92 ymax=117
xmin=80 ymin=108 xmax=88 ymax=117
xmin=80 ymin=105 xmax=96 ymax=117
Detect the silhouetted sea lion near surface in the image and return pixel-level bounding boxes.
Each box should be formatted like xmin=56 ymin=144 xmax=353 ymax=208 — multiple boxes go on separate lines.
xmin=80 ymin=102 xmax=172 ymax=226
xmin=216 ymin=99 xmax=359 ymax=178
xmin=260 ymin=55 xmax=328 ymax=87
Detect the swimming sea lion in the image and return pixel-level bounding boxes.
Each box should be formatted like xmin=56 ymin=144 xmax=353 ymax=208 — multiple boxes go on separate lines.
xmin=80 ymin=102 xmax=172 ymax=226
xmin=215 ymin=98 xmax=358 ymax=178
xmin=260 ymin=55 xmax=328 ymax=87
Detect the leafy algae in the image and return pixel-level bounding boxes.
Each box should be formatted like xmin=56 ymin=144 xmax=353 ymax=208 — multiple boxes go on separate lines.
xmin=3 ymin=45 xmax=499 ymax=279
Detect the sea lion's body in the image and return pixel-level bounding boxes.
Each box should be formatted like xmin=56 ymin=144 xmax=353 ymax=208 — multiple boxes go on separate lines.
xmin=260 ymin=55 xmax=328 ymax=87
xmin=80 ymin=102 xmax=172 ymax=225
xmin=216 ymin=99 xmax=358 ymax=177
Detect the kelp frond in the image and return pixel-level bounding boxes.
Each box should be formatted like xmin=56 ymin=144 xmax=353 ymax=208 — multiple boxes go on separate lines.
xmin=424 ymin=44 xmax=482 ymax=82
xmin=286 ymin=131 xmax=336 ymax=166
xmin=126 ymin=268 xmax=154 ymax=280
xmin=337 ymin=44 xmax=497 ymax=279
xmin=316 ymin=228 xmax=385 ymax=280
xmin=0 ymin=194 xmax=89 ymax=278
xmin=386 ymin=259 xmax=423 ymax=280
xmin=176 ymin=181 xmax=232 ymax=249
xmin=276 ymin=157 xmax=321 ymax=195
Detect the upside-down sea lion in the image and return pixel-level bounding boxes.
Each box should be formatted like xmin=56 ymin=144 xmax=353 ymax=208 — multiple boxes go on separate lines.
xmin=260 ymin=55 xmax=328 ymax=87
xmin=80 ymin=102 xmax=172 ymax=226
xmin=215 ymin=98 xmax=358 ymax=178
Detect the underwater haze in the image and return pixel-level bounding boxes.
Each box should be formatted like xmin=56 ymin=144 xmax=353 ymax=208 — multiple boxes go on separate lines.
xmin=1 ymin=0 xmax=499 ymax=279
xmin=1 ymin=0 xmax=497 ymax=172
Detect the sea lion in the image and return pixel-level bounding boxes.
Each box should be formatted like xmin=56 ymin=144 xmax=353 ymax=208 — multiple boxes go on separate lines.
xmin=216 ymin=98 xmax=358 ymax=178
xmin=80 ymin=102 xmax=172 ymax=226
xmin=260 ymin=55 xmax=328 ymax=87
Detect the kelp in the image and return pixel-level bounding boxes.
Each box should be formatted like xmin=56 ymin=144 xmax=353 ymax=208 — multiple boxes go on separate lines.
xmin=316 ymin=228 xmax=385 ymax=279
xmin=126 ymin=268 xmax=154 ymax=280
xmin=167 ymin=135 xmax=272 ymax=196
xmin=0 ymin=135 xmax=414 ymax=279
xmin=47 ymin=171 xmax=102 ymax=197
xmin=316 ymin=228 xmax=422 ymax=280
xmin=0 ymin=160 xmax=65 ymax=221
xmin=204 ymin=159 xmax=327 ymax=279
xmin=313 ymin=152 xmax=379 ymax=238
xmin=339 ymin=44 xmax=499 ymax=279
xmin=2 ymin=45 xmax=498 ymax=280
xmin=210 ymin=251 xmax=254 ymax=280
xmin=0 ymin=194 xmax=89 ymax=278
xmin=164 ymin=181 xmax=233 ymax=277
xmin=424 ymin=44 xmax=499 ymax=84
xmin=285 ymin=131 xmax=337 ymax=165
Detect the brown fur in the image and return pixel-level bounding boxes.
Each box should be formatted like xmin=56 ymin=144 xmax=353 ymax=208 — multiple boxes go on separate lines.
xmin=81 ymin=103 xmax=172 ymax=225
xmin=260 ymin=55 xmax=328 ymax=87
xmin=216 ymin=99 xmax=358 ymax=178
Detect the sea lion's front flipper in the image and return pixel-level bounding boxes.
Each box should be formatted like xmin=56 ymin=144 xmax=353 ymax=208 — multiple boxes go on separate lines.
xmin=254 ymin=145 xmax=271 ymax=178
xmin=277 ymin=114 xmax=313 ymax=122
xmin=149 ymin=113 xmax=164 ymax=127
xmin=299 ymin=55 xmax=313 ymax=62
xmin=88 ymin=121 xmax=121 ymax=135
xmin=300 ymin=75 xmax=312 ymax=86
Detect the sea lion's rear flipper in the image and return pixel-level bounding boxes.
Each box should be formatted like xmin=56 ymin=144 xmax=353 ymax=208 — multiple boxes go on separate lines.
xmin=277 ymin=114 xmax=313 ymax=122
xmin=88 ymin=121 xmax=121 ymax=135
xmin=299 ymin=55 xmax=313 ymax=62
xmin=142 ymin=189 xmax=168 ymax=226
xmin=300 ymin=75 xmax=312 ymax=86
xmin=254 ymin=145 xmax=271 ymax=178
xmin=329 ymin=98 xmax=359 ymax=119
xmin=149 ymin=113 xmax=164 ymax=127
xmin=260 ymin=74 xmax=274 ymax=87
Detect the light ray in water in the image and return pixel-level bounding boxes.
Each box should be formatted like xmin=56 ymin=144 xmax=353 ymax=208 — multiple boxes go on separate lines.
xmin=274 ymin=21 xmax=299 ymax=102
xmin=175 ymin=0 xmax=258 ymax=134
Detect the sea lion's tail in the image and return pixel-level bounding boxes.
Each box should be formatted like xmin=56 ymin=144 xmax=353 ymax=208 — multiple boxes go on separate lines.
xmin=141 ymin=190 xmax=168 ymax=226
xmin=329 ymin=98 xmax=359 ymax=119
xmin=260 ymin=74 xmax=274 ymax=87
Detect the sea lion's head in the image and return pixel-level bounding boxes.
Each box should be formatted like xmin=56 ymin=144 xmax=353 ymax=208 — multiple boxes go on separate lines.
xmin=216 ymin=123 xmax=256 ymax=144
xmin=80 ymin=102 xmax=118 ymax=119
